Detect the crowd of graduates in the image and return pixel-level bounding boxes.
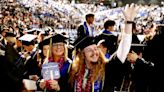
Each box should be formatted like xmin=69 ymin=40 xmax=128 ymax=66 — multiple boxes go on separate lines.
xmin=0 ymin=0 xmax=164 ymax=92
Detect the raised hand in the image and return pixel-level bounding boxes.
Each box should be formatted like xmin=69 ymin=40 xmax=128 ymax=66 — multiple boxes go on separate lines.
xmin=116 ymin=4 xmax=140 ymax=63
xmin=122 ymin=3 xmax=140 ymax=21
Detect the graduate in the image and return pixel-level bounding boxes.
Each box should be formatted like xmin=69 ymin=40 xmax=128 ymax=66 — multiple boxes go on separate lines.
xmin=70 ymin=36 xmax=106 ymax=92
xmin=1 ymin=32 xmax=23 ymax=92
xmin=70 ymin=34 xmax=130 ymax=92
xmin=142 ymin=24 xmax=164 ymax=92
xmin=120 ymin=34 xmax=154 ymax=92
xmin=103 ymin=4 xmax=140 ymax=92
xmin=38 ymin=36 xmax=50 ymax=68
xmin=37 ymin=33 xmax=72 ymax=92
xmin=77 ymin=13 xmax=95 ymax=38
xmin=70 ymin=4 xmax=140 ymax=92
xmin=98 ymin=20 xmax=118 ymax=58
xmin=18 ymin=34 xmax=41 ymax=80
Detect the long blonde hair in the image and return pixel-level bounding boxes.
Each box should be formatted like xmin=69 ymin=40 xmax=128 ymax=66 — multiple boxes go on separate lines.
xmin=70 ymin=48 xmax=106 ymax=86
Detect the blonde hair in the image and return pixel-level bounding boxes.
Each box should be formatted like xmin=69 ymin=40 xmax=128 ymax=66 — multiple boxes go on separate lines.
xmin=70 ymin=48 xmax=106 ymax=86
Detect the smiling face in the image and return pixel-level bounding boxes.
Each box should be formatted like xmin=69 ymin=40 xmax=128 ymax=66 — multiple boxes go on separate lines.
xmin=52 ymin=42 xmax=65 ymax=57
xmin=83 ymin=44 xmax=99 ymax=63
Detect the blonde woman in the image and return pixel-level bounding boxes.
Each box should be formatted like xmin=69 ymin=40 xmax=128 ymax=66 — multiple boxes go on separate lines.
xmin=37 ymin=34 xmax=72 ymax=92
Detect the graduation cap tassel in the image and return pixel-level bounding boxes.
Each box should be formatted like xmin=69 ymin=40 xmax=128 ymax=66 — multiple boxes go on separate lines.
xmin=49 ymin=37 xmax=52 ymax=57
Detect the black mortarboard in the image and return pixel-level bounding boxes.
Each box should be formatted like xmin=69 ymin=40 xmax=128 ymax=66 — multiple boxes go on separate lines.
xmin=130 ymin=34 xmax=146 ymax=54
xmin=18 ymin=34 xmax=37 ymax=46
xmin=74 ymin=36 xmax=98 ymax=50
xmin=39 ymin=36 xmax=51 ymax=49
xmin=96 ymin=34 xmax=115 ymax=48
xmin=5 ymin=32 xmax=16 ymax=37
xmin=51 ymin=34 xmax=68 ymax=44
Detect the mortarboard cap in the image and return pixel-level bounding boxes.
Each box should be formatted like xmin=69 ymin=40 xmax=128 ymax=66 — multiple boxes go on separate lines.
xmin=130 ymin=34 xmax=146 ymax=54
xmin=51 ymin=34 xmax=68 ymax=44
xmin=130 ymin=43 xmax=146 ymax=54
xmin=19 ymin=34 xmax=37 ymax=46
xmin=39 ymin=36 xmax=51 ymax=49
xmin=74 ymin=36 xmax=98 ymax=51
xmin=5 ymin=32 xmax=16 ymax=37
xmin=96 ymin=34 xmax=114 ymax=47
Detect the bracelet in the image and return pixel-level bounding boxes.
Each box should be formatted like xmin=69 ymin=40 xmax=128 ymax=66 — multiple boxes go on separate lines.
xmin=125 ymin=21 xmax=134 ymax=24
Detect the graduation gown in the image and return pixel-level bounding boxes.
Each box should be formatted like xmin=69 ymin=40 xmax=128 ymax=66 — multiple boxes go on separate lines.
xmin=1 ymin=44 xmax=23 ymax=92
xmin=143 ymin=33 xmax=164 ymax=92
xmin=23 ymin=51 xmax=41 ymax=79
xmin=122 ymin=59 xmax=153 ymax=92
xmin=103 ymin=56 xmax=125 ymax=92
xmin=77 ymin=24 xmax=87 ymax=38
xmin=99 ymin=30 xmax=118 ymax=55
xmin=77 ymin=22 xmax=94 ymax=38
xmin=58 ymin=60 xmax=72 ymax=92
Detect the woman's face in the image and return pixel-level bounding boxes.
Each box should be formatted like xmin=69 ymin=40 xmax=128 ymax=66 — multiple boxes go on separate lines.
xmin=52 ymin=42 xmax=65 ymax=57
xmin=43 ymin=45 xmax=49 ymax=57
xmin=83 ymin=44 xmax=99 ymax=63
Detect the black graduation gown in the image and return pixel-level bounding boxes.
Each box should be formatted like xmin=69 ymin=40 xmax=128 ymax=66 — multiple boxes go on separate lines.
xmin=77 ymin=24 xmax=89 ymax=38
xmin=143 ymin=33 xmax=164 ymax=92
xmin=23 ymin=51 xmax=41 ymax=79
xmin=103 ymin=56 xmax=125 ymax=92
xmin=98 ymin=33 xmax=118 ymax=55
xmin=0 ymin=44 xmax=23 ymax=92
xmin=122 ymin=59 xmax=153 ymax=92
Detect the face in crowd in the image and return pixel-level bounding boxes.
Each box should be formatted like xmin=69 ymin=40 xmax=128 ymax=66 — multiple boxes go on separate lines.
xmin=43 ymin=45 xmax=50 ymax=57
xmin=83 ymin=44 xmax=99 ymax=63
xmin=52 ymin=42 xmax=65 ymax=57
